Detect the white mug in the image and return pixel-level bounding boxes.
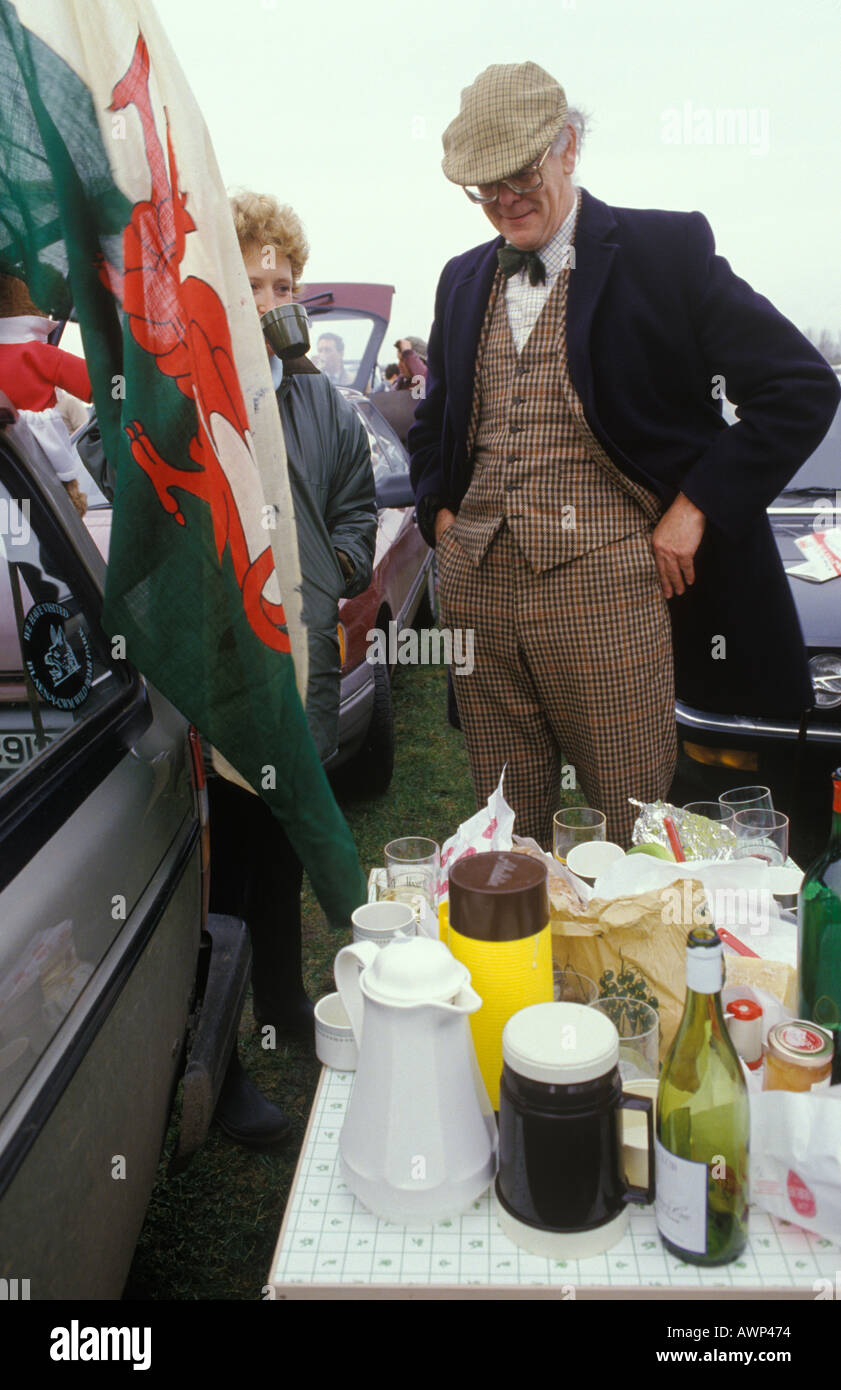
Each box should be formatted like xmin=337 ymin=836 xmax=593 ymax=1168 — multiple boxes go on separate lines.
xmin=314 ymin=993 xmax=358 ymax=1071
xmin=350 ymin=900 xmax=416 ymax=946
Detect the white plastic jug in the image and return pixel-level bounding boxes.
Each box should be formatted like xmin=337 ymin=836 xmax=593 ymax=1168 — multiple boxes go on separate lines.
xmin=335 ymin=936 xmax=497 ymax=1224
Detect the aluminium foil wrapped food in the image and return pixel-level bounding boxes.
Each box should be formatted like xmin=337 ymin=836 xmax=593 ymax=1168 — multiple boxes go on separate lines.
xmin=629 ymin=798 xmax=737 ymax=862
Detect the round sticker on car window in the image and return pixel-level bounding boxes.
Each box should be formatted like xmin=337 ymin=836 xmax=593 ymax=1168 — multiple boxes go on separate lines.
xmin=22 ymin=601 xmax=93 ymax=710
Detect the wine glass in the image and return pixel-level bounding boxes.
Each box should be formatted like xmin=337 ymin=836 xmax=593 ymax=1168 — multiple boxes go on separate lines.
xmin=718 ymin=785 xmax=774 ymax=815
xmin=732 ymin=809 xmax=790 ymax=866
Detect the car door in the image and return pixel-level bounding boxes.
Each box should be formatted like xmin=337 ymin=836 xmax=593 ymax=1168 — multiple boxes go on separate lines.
xmin=0 ymin=431 xmax=201 ymax=1299
xmin=351 ymin=395 xmax=432 ymax=627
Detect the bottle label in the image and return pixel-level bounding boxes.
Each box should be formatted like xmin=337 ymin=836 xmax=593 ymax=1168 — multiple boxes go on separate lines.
xmin=655 ymin=1138 xmax=708 ymax=1255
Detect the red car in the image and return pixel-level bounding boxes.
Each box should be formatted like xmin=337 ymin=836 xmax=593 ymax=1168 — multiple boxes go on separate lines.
xmin=332 ymin=386 xmax=433 ymax=794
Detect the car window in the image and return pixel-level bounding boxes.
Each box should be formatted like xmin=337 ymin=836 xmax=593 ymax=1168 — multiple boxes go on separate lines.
xmin=306 ymin=315 xmax=375 ymax=387
xmin=347 ymin=396 xmax=408 ymax=483
xmin=0 ymin=480 xmax=126 ymax=791
xmin=69 ymin=418 xmax=110 ymax=509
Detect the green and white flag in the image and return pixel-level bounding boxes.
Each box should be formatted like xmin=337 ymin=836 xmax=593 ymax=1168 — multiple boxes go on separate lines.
xmin=0 ymin=0 xmax=367 ymax=923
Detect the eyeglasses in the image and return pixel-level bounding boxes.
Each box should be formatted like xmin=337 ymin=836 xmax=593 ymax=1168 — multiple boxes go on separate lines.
xmin=463 ymin=145 xmax=553 ymax=204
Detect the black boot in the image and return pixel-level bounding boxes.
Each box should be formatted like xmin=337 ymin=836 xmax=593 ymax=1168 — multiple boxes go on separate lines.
xmin=214 ymin=1050 xmax=293 ymax=1153
xmin=247 ymin=858 xmax=315 ymax=1040
xmin=207 ymin=776 xmax=314 ymax=1041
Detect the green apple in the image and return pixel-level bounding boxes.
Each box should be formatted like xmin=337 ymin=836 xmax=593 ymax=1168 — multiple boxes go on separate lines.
xmin=627 ymin=842 xmax=675 ymax=861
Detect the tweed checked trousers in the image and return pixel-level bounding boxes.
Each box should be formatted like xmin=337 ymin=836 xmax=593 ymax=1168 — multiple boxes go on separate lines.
xmin=438 ymin=521 xmax=677 ymax=848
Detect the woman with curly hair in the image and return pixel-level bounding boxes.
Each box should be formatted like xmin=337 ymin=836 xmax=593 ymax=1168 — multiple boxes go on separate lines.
xmin=210 ymin=193 xmax=376 ymax=1152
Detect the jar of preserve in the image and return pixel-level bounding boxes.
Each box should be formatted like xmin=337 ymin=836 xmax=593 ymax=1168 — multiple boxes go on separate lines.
xmin=763 ymin=1020 xmax=834 ymax=1092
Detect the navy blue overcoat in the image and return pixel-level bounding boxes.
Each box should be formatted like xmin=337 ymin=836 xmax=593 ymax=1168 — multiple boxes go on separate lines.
xmin=409 ymin=187 xmax=841 ymax=715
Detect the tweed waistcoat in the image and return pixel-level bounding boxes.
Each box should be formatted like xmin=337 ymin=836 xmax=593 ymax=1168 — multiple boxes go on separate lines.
xmin=452 ymin=253 xmax=662 ymax=572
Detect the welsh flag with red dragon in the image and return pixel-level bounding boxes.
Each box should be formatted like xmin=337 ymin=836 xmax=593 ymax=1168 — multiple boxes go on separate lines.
xmin=0 ymin=0 xmax=367 ymax=924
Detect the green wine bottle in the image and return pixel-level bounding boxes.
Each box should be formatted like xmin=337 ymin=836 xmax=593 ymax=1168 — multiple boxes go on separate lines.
xmin=656 ymin=926 xmax=749 ymax=1265
xmin=799 ymin=767 xmax=841 ymax=1082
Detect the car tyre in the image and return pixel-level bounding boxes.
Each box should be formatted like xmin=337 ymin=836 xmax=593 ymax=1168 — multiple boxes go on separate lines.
xmin=349 ymin=660 xmax=394 ymax=796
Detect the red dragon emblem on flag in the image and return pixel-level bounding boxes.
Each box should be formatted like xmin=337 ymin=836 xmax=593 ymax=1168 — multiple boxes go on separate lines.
xmin=97 ymin=33 xmax=290 ymax=654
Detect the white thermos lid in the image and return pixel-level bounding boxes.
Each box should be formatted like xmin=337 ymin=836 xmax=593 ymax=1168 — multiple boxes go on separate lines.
xmin=502 ymin=1002 xmax=619 ymax=1085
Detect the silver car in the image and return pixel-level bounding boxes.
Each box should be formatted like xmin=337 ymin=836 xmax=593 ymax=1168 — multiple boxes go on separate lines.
xmin=0 ymin=392 xmax=249 ymax=1299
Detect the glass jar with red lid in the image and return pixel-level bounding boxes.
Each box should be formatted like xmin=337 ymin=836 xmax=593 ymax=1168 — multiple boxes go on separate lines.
xmin=763 ymin=1020 xmax=834 ymax=1092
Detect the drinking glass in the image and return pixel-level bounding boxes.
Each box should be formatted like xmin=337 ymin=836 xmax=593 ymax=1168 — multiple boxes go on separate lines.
xmin=553 ymin=967 xmax=598 ymax=1005
xmin=552 ymin=808 xmax=606 ymax=864
xmin=593 ymin=996 xmax=659 ymax=1081
xmin=732 ymin=809 xmax=790 ymax=866
xmin=383 ymin=837 xmax=441 ymax=909
xmin=718 ymin=785 xmax=774 ymax=815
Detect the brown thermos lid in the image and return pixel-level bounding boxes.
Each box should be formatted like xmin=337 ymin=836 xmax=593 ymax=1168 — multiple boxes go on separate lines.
xmin=449 ymin=851 xmax=549 ymax=942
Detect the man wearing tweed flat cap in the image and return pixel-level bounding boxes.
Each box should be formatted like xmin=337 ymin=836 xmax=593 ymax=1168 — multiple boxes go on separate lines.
xmin=409 ymin=61 xmax=840 ymax=848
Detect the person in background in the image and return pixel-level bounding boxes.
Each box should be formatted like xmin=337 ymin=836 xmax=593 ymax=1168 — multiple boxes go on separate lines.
xmin=316 ymin=330 xmax=351 ymax=386
xmin=369 ymin=337 xmax=429 ymax=446
xmin=380 ymin=362 xmax=400 ymax=391
xmin=409 ymin=61 xmax=840 ymax=850
xmin=209 ymin=193 xmax=376 ymax=1151
xmin=393 ymin=336 xmax=428 ymax=393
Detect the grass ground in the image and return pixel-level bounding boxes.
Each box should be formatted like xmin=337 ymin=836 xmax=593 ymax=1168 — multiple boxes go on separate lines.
xmin=124 ymin=661 xmax=476 ymax=1300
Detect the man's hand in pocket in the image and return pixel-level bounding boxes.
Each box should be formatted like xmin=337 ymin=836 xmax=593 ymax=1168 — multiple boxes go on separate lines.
xmin=651 ymin=493 xmax=706 ymax=598
xmin=434 ymin=507 xmax=457 ymax=545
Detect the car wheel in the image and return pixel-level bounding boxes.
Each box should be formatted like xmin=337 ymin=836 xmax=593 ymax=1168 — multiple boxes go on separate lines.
xmin=349 ymin=660 xmax=394 ymax=796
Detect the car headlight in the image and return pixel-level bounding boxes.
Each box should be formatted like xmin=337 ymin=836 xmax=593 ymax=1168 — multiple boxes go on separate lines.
xmin=809 ymin=653 xmax=841 ymax=709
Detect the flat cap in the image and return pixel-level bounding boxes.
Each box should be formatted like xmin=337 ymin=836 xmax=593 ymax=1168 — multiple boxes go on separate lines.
xmin=442 ymin=62 xmax=568 ymax=186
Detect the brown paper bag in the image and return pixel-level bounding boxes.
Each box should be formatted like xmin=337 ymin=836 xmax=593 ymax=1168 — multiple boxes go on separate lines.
xmin=549 ymin=877 xmax=800 ymax=1062
xmin=550 ymin=884 xmax=689 ymax=1061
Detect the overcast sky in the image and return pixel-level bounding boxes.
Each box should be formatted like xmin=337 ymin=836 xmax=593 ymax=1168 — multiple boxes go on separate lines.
xmin=152 ymin=0 xmax=840 ymax=349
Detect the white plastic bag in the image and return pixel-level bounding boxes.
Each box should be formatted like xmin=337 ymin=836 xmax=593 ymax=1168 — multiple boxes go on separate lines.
xmin=437 ymin=770 xmax=515 ymax=904
xmin=750 ymin=1086 xmax=841 ymax=1245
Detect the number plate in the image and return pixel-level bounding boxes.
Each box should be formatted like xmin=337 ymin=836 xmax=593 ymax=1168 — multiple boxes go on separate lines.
xmin=0 ymin=731 xmax=52 ymax=768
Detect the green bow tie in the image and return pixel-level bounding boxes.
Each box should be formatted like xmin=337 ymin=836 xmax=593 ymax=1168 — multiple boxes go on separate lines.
xmin=497 ymin=245 xmax=546 ymax=286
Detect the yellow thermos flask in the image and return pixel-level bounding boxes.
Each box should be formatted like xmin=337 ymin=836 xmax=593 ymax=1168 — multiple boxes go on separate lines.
xmin=448 ymin=852 xmax=553 ymax=1108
